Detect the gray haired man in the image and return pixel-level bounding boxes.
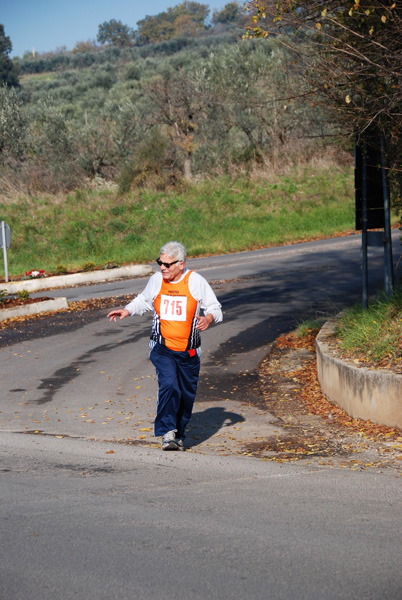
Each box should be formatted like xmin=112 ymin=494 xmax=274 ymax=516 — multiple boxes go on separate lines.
xmin=108 ymin=241 xmax=223 ymax=450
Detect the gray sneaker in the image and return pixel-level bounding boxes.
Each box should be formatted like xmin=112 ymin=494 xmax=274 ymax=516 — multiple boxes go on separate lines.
xmin=161 ymin=430 xmax=179 ymax=451
xmin=176 ymin=438 xmax=184 ymax=451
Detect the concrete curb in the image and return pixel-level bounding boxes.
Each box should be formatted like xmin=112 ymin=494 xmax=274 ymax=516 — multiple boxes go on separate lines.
xmin=316 ymin=317 xmax=402 ymax=430
xmin=0 ymin=264 xmax=153 ymax=294
xmin=0 ymin=297 xmax=68 ymax=322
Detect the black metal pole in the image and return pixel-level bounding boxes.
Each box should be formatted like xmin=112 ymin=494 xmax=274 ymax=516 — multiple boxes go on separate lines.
xmin=380 ymin=134 xmax=394 ymax=297
xmin=361 ymin=139 xmax=368 ymax=308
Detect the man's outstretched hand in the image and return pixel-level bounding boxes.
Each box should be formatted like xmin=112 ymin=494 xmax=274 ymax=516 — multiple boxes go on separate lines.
xmin=107 ymin=309 xmax=130 ymax=322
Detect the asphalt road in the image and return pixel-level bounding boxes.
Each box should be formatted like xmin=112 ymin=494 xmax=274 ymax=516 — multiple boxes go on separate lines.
xmin=1 ymin=234 xmax=400 ymax=448
xmin=1 ymin=234 xmax=401 ymax=600
xmin=1 ymin=433 xmax=401 ymax=600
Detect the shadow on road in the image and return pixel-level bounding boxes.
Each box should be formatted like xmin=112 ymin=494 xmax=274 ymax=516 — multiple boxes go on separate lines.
xmin=185 ymin=406 xmax=245 ymax=448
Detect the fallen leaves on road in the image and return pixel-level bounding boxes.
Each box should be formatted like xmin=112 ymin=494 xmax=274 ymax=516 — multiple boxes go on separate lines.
xmin=66 ymin=296 xmax=136 ymax=314
xmin=254 ymin=330 xmax=402 ymax=470
xmin=277 ymin=330 xmax=401 ymax=443
xmin=0 ymin=294 xmax=136 ymax=331
xmin=0 ymin=295 xmax=138 ymax=349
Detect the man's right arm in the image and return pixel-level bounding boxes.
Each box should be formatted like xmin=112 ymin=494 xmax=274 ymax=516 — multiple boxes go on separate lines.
xmin=107 ymin=272 xmax=162 ymax=322
xmin=124 ymin=272 xmax=161 ymax=316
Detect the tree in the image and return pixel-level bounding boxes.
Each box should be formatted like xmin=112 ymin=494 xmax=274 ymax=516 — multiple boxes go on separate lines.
xmin=0 ymin=24 xmax=19 ymax=86
xmin=136 ymin=2 xmax=210 ymax=44
xmin=245 ymin=2 xmax=402 ymax=185
xmin=97 ymin=20 xmax=133 ymax=47
xmin=136 ymin=15 xmax=175 ymax=44
xmin=72 ymin=40 xmax=98 ymax=54
xmin=0 ymin=85 xmax=25 ymax=161
xmin=21 ymin=98 xmax=87 ymax=192
xmin=212 ymin=2 xmax=248 ymax=26
xmin=143 ymin=67 xmax=209 ymax=181
xmin=172 ymin=1 xmax=210 ymax=29
xmin=201 ymin=41 xmax=331 ymax=168
xmin=174 ymin=14 xmax=199 ymax=37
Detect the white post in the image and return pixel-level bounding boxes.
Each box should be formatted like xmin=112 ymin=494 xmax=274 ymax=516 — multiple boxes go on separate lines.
xmin=1 ymin=221 xmax=8 ymax=283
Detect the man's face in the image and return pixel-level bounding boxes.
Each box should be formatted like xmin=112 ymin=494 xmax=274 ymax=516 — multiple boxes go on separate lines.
xmin=158 ymin=253 xmax=185 ymax=282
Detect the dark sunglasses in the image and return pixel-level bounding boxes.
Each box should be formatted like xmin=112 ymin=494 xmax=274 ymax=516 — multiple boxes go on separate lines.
xmin=156 ymin=258 xmax=180 ymax=268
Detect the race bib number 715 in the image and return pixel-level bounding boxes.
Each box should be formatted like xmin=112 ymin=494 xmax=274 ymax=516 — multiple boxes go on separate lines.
xmin=160 ymin=295 xmax=187 ymax=321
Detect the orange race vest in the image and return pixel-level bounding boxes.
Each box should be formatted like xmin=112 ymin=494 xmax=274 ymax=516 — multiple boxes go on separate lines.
xmin=153 ymin=271 xmax=199 ymax=352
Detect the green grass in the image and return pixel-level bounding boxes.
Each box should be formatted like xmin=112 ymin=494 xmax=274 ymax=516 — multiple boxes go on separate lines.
xmin=335 ymin=287 xmax=402 ymax=367
xmin=296 ymin=318 xmax=327 ymax=339
xmin=0 ymin=163 xmax=357 ymax=277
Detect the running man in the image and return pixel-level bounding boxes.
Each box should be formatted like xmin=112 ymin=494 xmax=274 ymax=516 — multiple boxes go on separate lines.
xmin=107 ymin=241 xmax=223 ymax=450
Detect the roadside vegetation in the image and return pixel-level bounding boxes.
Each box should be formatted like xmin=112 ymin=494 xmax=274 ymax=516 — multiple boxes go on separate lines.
xmin=0 ymin=160 xmax=355 ymax=277
xmin=334 ymin=287 xmax=402 ymax=372
xmin=295 ymin=285 xmax=402 ymax=373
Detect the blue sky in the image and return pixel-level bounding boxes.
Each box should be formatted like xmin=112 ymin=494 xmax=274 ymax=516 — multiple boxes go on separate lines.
xmin=2 ymin=0 xmax=231 ymax=58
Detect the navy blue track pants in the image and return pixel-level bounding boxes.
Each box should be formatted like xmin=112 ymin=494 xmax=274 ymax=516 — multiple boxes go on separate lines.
xmin=150 ymin=343 xmax=201 ymax=439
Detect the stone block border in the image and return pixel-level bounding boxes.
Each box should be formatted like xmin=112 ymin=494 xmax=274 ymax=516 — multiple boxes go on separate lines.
xmin=316 ymin=317 xmax=402 ymax=430
xmin=0 ymin=298 xmax=68 ymax=322
xmin=0 ymin=264 xmax=152 ymax=294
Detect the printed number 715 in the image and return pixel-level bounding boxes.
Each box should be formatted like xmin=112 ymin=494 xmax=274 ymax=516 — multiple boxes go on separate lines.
xmin=164 ymin=298 xmax=183 ymax=316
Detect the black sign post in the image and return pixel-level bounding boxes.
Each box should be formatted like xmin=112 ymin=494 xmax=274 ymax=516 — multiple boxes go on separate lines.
xmin=355 ymin=133 xmax=393 ymax=307
xmin=381 ymin=135 xmax=394 ymax=298
xmin=361 ymin=139 xmax=369 ymax=308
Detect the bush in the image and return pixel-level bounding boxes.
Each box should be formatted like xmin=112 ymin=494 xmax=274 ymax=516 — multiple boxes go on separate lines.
xmin=118 ymin=128 xmax=180 ymax=193
xmin=123 ymin=63 xmax=142 ymax=81
xmin=18 ymin=289 xmax=30 ymax=300
xmin=0 ymin=86 xmax=26 ymax=161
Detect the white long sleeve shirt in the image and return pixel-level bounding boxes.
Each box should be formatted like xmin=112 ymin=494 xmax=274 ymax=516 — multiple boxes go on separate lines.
xmin=124 ymin=269 xmax=223 ymax=351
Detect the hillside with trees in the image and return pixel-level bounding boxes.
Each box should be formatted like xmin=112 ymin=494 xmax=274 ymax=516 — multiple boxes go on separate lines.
xmin=0 ymin=1 xmax=350 ymax=196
